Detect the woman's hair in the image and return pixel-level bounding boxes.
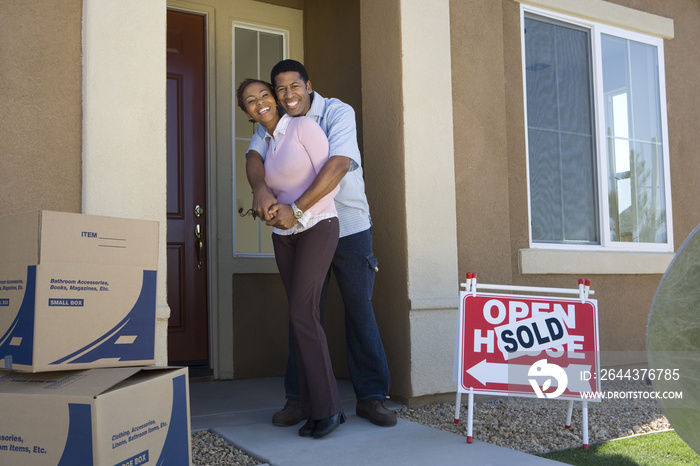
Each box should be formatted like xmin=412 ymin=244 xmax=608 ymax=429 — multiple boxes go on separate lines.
xmin=235 ymin=78 xmax=274 ymax=113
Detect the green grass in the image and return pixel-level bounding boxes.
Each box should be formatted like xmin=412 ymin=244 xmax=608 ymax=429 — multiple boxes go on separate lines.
xmin=538 ymin=430 xmax=700 ymax=465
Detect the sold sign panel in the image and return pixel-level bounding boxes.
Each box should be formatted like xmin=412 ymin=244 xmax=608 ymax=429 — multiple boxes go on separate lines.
xmin=457 ymin=292 xmax=601 ymax=400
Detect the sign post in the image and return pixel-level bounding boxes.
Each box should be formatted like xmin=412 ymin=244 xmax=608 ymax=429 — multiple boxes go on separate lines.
xmin=455 ymin=274 xmax=600 ymax=448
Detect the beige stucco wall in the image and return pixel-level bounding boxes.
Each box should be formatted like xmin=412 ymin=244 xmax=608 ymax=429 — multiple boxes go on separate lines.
xmin=304 ymin=0 xmax=364 ymax=149
xmin=360 ymin=0 xmax=411 ymax=398
xmin=402 ymin=0 xmax=459 ymax=397
xmin=451 ymin=1 xmax=514 ymax=286
xmin=0 ymin=0 xmax=82 ymax=216
xmin=361 ymin=0 xmax=460 ymax=399
xmin=360 ymin=0 xmax=691 ymax=400
xmin=82 ymin=0 xmax=169 ymax=365
xmin=653 ymin=0 xmax=700 ymax=240
xmin=0 ymin=0 xmax=170 ymax=366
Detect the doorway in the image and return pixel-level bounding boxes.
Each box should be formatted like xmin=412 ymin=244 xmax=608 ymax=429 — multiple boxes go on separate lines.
xmin=166 ymin=9 xmax=210 ymax=375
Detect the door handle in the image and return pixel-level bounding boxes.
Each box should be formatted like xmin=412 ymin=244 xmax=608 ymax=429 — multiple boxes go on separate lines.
xmin=194 ymin=224 xmax=203 ymax=270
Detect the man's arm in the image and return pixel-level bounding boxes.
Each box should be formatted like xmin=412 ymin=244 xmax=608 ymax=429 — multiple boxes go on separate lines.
xmin=295 ymin=155 xmax=350 ymax=212
xmin=266 ymin=99 xmax=357 ymax=229
xmin=266 ymin=155 xmax=350 ymax=229
xmin=245 ymin=150 xmax=277 ymax=222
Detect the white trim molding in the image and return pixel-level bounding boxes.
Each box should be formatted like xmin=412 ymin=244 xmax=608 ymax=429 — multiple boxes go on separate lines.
xmin=515 ymin=0 xmax=673 ymax=39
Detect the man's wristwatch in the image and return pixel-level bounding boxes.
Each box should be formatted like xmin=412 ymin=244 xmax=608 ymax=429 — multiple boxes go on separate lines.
xmin=291 ymin=202 xmax=303 ymax=219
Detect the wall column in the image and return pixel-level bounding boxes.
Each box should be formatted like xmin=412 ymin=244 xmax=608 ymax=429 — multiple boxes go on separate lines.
xmin=82 ymin=0 xmax=170 ymax=365
xmin=361 ymin=0 xmax=459 ymax=398
xmin=400 ymin=0 xmax=460 ymax=396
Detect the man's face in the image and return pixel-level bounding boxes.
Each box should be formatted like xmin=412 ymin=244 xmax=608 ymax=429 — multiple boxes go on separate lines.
xmin=273 ymin=71 xmax=312 ymax=117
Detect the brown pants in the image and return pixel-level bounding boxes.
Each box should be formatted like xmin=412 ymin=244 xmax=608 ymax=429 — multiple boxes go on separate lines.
xmin=272 ymin=218 xmax=341 ymax=420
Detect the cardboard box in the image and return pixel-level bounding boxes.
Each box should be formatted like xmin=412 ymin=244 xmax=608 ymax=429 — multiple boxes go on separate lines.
xmin=0 ymin=366 xmax=191 ymax=465
xmin=0 ymin=211 xmax=159 ymax=372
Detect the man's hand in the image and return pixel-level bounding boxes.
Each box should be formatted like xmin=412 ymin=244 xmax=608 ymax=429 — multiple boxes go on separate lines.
xmin=266 ymin=204 xmax=299 ymax=230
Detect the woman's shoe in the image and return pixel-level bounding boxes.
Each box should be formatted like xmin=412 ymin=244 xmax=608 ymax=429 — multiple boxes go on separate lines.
xmin=298 ymin=418 xmax=317 ymax=438
xmin=312 ymin=411 xmax=346 ymax=439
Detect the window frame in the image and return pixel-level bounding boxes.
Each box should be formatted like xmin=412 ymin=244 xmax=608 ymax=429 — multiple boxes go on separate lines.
xmin=231 ymin=21 xmax=289 ymax=258
xmin=520 ymin=5 xmax=674 ymax=254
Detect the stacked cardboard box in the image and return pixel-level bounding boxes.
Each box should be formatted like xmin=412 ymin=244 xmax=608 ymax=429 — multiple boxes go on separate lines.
xmin=0 ymin=211 xmax=191 ymax=465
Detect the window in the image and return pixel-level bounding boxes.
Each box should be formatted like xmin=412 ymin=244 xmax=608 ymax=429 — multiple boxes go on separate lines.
xmin=233 ymin=24 xmax=286 ymax=256
xmin=523 ymin=9 xmax=672 ymax=252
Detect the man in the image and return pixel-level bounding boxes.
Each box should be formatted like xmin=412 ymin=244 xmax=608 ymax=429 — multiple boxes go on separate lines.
xmin=245 ymin=59 xmax=396 ymax=427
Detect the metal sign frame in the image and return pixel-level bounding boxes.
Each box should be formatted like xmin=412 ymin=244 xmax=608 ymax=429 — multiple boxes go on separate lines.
xmin=454 ymin=274 xmax=601 ymax=449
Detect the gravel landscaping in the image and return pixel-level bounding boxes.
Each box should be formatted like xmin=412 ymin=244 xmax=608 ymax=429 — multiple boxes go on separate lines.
xmin=191 ymin=430 xmax=263 ymax=466
xmin=191 ymin=379 xmax=672 ymax=465
xmin=397 ymin=379 xmax=671 ymax=454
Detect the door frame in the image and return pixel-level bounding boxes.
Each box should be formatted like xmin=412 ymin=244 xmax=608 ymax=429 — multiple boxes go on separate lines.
xmin=167 ymin=3 xmax=218 ymax=377
xmin=168 ymin=0 xmax=304 ymax=380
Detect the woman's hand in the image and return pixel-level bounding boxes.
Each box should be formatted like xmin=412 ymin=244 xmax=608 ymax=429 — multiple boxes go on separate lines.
xmin=266 ymin=204 xmax=299 ymax=230
xmin=252 ymin=185 xmax=277 ymax=221
xmin=246 ymin=151 xmax=277 ymax=221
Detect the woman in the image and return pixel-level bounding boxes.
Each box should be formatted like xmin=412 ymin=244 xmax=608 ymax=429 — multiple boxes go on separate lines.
xmin=236 ymin=78 xmax=344 ymax=439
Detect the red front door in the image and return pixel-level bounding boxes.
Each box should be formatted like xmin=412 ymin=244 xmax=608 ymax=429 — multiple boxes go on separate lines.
xmin=166 ymin=10 xmax=209 ymax=371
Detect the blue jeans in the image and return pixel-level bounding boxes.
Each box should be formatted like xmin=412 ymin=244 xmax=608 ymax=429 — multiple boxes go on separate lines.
xmin=284 ymin=228 xmax=391 ymax=402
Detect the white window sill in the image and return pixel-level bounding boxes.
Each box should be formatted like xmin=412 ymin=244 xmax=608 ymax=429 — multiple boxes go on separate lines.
xmin=519 ymin=248 xmax=675 ymax=275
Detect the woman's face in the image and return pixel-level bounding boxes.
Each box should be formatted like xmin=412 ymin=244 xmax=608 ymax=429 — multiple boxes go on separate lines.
xmin=243 ymin=82 xmax=278 ymax=127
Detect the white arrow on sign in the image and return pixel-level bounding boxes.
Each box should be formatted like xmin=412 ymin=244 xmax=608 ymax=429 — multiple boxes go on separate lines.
xmin=466 ymin=359 xmax=592 ymax=393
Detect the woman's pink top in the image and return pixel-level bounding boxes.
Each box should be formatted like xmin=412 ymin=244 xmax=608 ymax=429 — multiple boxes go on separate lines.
xmin=264 ymin=115 xmax=339 ymax=234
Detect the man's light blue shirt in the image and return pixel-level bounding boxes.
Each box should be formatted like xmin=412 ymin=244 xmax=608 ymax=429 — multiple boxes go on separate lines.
xmin=247 ymin=91 xmax=371 ymax=238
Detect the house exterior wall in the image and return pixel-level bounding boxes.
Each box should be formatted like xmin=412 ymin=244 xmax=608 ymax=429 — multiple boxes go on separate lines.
xmin=508 ymin=0 xmax=695 ymax=357
xmin=0 ymin=0 xmax=82 ymax=216
xmin=304 ymin=0 xmax=363 ymax=144
xmin=4 ymin=0 xmax=699 ymax=404
xmin=361 ymin=0 xmax=459 ymax=400
xmin=360 ymin=0 xmax=699 ymax=400
xmin=445 ymin=0 xmax=700 ymax=397
xmin=1 ymin=0 xmax=169 ymax=365
xmin=360 ymin=0 xmax=412 ymax=399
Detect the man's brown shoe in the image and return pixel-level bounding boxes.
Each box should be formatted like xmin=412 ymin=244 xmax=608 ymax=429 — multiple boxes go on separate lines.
xmin=356 ymin=399 xmax=397 ymax=427
xmin=272 ymin=399 xmax=303 ymax=427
